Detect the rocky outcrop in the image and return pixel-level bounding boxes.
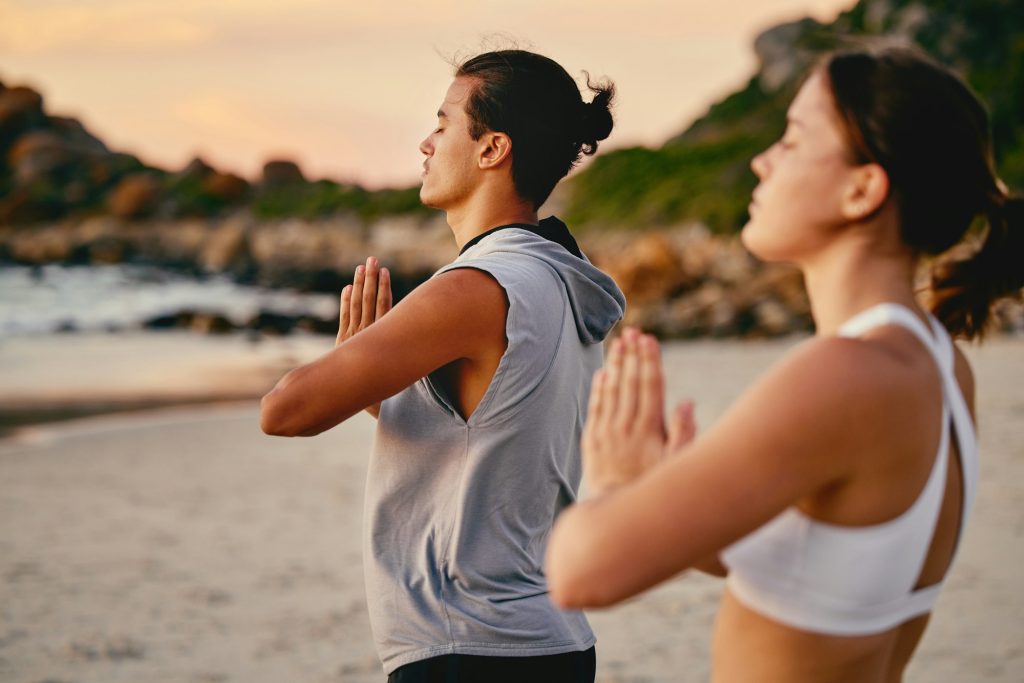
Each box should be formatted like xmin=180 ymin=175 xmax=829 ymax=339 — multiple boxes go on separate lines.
xmin=3 ymin=216 xmax=1022 ymax=338
xmin=587 ymin=227 xmax=813 ymax=338
xmin=0 ymin=211 xmax=455 ymax=293
xmin=261 ymin=159 xmax=305 ymax=187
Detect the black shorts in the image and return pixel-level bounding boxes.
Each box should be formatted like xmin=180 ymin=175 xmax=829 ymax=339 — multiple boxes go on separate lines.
xmin=386 ymin=646 xmax=596 ymax=683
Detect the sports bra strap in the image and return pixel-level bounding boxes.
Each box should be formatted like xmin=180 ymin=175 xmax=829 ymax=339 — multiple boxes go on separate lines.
xmin=926 ymin=316 xmax=979 ymax=541
xmin=838 ymin=303 xmax=940 ymax=360
xmin=839 ymin=303 xmax=978 ymax=551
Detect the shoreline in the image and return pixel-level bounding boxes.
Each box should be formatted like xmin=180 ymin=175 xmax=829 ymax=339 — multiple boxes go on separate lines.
xmin=2 ymin=329 xmax=1022 ymax=435
xmin=0 ymin=330 xmax=331 ymax=435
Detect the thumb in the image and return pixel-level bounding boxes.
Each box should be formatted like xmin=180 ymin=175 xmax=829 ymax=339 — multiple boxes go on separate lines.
xmin=666 ymin=400 xmax=696 ymax=452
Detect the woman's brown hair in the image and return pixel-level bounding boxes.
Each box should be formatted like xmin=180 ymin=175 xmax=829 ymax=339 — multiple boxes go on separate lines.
xmin=823 ymin=46 xmax=1022 ymax=339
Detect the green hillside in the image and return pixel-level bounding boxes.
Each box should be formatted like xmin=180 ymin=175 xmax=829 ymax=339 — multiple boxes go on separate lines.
xmin=565 ymin=0 xmax=1024 ymax=232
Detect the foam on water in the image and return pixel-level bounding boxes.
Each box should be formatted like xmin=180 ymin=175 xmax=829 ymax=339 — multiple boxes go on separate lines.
xmin=0 ymin=264 xmax=338 ymax=337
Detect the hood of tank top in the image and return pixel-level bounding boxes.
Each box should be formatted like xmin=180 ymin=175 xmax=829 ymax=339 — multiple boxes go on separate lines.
xmin=456 ymin=216 xmax=625 ymax=344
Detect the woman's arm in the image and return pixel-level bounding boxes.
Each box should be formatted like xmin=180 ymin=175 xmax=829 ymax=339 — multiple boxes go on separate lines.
xmin=547 ymin=332 xmax=901 ymax=608
xmin=260 ymin=266 xmax=507 ymax=437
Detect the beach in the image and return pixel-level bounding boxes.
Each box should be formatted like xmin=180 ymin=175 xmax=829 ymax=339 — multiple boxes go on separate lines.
xmin=1 ymin=333 xmax=1021 ymax=682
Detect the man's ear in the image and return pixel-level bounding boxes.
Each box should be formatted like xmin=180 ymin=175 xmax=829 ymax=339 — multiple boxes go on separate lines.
xmin=840 ymin=162 xmax=890 ymax=221
xmin=478 ymin=132 xmax=512 ymax=169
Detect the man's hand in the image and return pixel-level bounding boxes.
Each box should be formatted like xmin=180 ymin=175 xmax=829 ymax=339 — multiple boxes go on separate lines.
xmin=337 ymin=257 xmax=391 ymax=418
xmin=337 ymin=256 xmax=392 ymax=346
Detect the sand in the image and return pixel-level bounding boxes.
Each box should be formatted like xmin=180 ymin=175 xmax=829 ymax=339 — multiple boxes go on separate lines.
xmin=0 ymin=333 xmax=1021 ymax=682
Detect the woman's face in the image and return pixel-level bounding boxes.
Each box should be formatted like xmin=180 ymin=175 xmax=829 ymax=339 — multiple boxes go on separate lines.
xmin=742 ymin=71 xmax=860 ymax=263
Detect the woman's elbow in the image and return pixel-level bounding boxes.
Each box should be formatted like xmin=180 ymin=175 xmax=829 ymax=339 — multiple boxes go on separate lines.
xmin=546 ymin=518 xmax=617 ymax=610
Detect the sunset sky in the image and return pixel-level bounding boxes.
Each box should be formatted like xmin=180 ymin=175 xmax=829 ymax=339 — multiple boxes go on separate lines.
xmin=0 ymin=0 xmax=854 ymax=188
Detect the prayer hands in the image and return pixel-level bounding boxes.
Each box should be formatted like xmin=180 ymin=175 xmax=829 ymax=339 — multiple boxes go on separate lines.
xmin=582 ymin=328 xmax=696 ymax=496
xmin=337 ymin=256 xmax=391 ymax=347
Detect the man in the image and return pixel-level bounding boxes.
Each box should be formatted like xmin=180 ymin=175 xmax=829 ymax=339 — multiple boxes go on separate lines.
xmin=261 ymin=49 xmax=624 ymax=682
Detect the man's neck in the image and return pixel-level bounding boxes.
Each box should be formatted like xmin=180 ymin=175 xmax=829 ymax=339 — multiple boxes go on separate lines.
xmin=446 ymin=189 xmax=538 ymax=250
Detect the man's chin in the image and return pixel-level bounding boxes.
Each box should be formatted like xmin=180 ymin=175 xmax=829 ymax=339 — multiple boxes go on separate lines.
xmin=419 ymin=187 xmax=442 ymax=210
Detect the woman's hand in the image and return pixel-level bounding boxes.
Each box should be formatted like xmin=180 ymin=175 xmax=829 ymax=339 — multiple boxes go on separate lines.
xmin=582 ymin=328 xmax=696 ymax=495
xmin=337 ymin=257 xmax=391 ymax=418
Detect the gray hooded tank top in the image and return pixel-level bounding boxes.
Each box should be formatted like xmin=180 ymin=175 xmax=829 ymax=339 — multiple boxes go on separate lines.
xmin=363 ymin=222 xmax=625 ymax=673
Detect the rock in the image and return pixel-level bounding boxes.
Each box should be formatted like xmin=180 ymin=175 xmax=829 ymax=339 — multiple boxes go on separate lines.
xmin=753 ymin=18 xmax=822 ymax=93
xmin=295 ymin=315 xmax=338 ymax=336
xmin=0 ymin=86 xmax=45 ymax=150
xmin=201 ymin=171 xmax=249 ymax=203
xmin=178 ymin=156 xmax=214 ymax=180
xmin=247 ymin=311 xmax=299 ymax=336
xmin=107 ymin=173 xmax=162 ymax=219
xmin=190 ymin=312 xmax=235 ymax=335
xmin=261 ymin=159 xmax=305 ymax=187
xmin=0 ymin=186 xmax=64 ymax=224
xmin=601 ymin=232 xmax=686 ymax=305
xmin=753 ymin=299 xmax=795 ymax=337
xmin=48 ymin=116 xmax=109 ymax=155
xmin=199 ymin=216 xmax=252 ymax=273
xmin=8 ymin=131 xmax=76 ymax=184
xmin=143 ymin=310 xmax=197 ymax=330
xmin=7 ymin=224 xmax=74 ymax=262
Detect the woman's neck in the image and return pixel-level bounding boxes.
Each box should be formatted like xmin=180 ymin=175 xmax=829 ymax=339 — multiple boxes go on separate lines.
xmin=801 ymin=231 xmax=923 ymax=336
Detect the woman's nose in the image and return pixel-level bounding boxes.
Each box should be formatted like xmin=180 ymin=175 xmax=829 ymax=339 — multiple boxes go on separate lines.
xmin=751 ymin=149 xmax=769 ymax=179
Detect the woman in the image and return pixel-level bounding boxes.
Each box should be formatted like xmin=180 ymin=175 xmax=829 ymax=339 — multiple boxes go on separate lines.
xmin=546 ymin=46 xmax=1022 ymax=682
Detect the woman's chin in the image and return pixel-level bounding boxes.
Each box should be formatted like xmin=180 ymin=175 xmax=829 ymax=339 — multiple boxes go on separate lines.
xmin=741 ymin=221 xmax=790 ymax=264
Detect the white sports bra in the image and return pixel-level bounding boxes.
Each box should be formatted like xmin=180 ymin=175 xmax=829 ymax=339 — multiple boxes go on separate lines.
xmin=721 ymin=303 xmax=978 ymax=636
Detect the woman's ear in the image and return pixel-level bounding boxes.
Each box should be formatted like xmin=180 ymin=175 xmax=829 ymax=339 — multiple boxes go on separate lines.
xmin=841 ymin=162 xmax=890 ymax=221
xmin=478 ymin=132 xmax=512 ymax=169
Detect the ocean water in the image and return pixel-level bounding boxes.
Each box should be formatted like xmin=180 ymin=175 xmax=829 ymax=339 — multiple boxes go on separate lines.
xmin=0 ymin=264 xmax=338 ymax=338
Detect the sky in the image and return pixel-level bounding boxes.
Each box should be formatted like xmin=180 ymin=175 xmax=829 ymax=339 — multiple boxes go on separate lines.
xmin=0 ymin=0 xmax=854 ymax=188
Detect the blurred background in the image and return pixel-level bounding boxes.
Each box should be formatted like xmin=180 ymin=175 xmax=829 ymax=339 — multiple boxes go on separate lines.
xmin=1 ymin=1 xmax=1022 ymax=682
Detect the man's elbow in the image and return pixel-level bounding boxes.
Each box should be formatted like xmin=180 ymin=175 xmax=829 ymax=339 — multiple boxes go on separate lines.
xmin=260 ymin=391 xmax=296 ymax=436
xmin=259 ymin=383 xmax=322 ymax=437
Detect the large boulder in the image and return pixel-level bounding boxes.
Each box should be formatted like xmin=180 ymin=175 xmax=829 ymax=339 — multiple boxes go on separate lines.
xmin=261 ymin=159 xmax=305 ymax=187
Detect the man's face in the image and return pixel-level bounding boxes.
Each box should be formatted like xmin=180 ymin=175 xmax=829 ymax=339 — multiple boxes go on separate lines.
xmin=419 ymin=77 xmax=483 ymax=210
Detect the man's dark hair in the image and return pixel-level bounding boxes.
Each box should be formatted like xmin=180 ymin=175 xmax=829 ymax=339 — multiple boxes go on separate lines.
xmin=456 ymin=50 xmax=614 ymax=209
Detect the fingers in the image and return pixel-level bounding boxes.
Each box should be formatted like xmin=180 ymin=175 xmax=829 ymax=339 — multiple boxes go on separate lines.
xmin=376 ymin=266 xmax=392 ymax=318
xmin=602 ymin=335 xmax=624 ymax=421
xmin=360 ymin=257 xmax=379 ymax=328
xmin=349 ymin=263 xmax=365 ymax=335
xmin=339 ymin=284 xmax=352 ymax=339
xmin=587 ymin=368 xmax=606 ymax=424
xmin=635 ymin=333 xmax=665 ymax=433
xmin=667 ymin=400 xmax=697 ymax=452
xmin=615 ymin=328 xmax=642 ymax=429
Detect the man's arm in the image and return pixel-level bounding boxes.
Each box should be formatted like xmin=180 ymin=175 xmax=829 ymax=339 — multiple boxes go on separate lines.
xmin=260 ymin=267 xmax=507 ymax=437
